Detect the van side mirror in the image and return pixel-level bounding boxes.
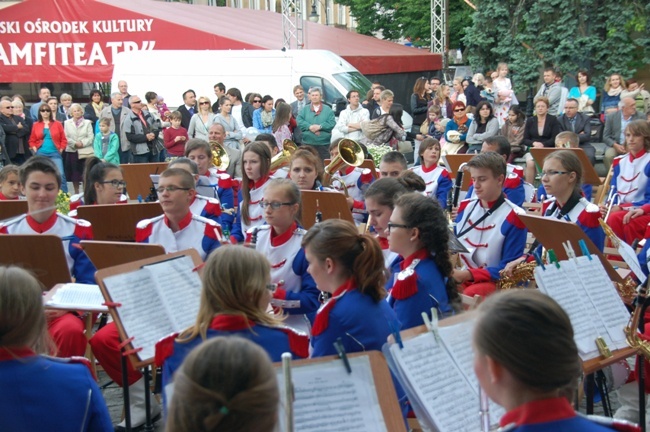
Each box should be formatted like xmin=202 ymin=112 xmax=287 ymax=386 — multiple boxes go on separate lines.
xmin=333 ymin=98 xmax=347 ymax=116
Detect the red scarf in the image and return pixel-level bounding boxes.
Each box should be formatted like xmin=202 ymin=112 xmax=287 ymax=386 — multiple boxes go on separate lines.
xmin=311 ymin=278 xmax=356 ymax=337
xmin=391 ymin=248 xmax=429 ymax=300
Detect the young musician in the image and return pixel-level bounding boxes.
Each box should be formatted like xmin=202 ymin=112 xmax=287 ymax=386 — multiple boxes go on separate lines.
xmin=289 ymin=147 xmax=329 ymax=191
xmin=536 ymin=131 xmax=593 ymax=201
xmin=0 ymin=156 xmax=95 ymax=358
xmin=301 ymin=219 xmax=401 ymax=356
xmin=474 ymin=290 xmax=640 ymax=432
xmin=379 ymin=151 xmax=408 ymax=178
xmin=0 ymin=164 xmax=21 ymax=200
xmin=409 ymin=138 xmax=452 ymax=206
xmin=328 ymin=139 xmax=374 ymax=222
xmin=365 ymin=172 xmax=426 ymax=271
xmin=257 ymin=133 xmax=290 ymax=180
xmin=0 ymin=266 xmax=113 ymax=432
xmin=184 ymin=139 xmax=235 ymax=229
xmin=453 ymin=152 xmax=527 ymax=297
xmin=168 ymin=158 xmax=223 ymax=225
xmin=69 ymin=157 xmax=127 ymax=215
xmin=387 ymin=192 xmax=459 ymax=329
xmin=604 ymin=120 xmax=650 ymax=244
xmin=230 ymin=142 xmax=272 ymax=243
xmin=156 ymin=246 xmax=309 ymax=408
xmin=247 ymin=179 xmax=319 ymax=334
xmin=135 ymin=168 xmax=222 ymax=259
xmin=464 ymin=136 xmax=527 ymax=206
xmin=165 ymin=337 xmax=279 ymax=432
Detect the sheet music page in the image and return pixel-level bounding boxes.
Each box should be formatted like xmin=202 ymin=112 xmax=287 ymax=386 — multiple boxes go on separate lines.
xmin=47 ymin=283 xmax=108 ymax=311
xmin=143 ymin=255 xmax=202 ymax=331
xmin=102 ymin=270 xmax=175 ymax=362
xmin=277 ymin=356 xmax=388 ymax=432
xmin=534 ymin=265 xmax=601 ymax=360
xmin=439 ymin=319 xmax=506 ymax=425
xmin=618 ymin=241 xmax=647 ymax=285
xmin=390 ymin=332 xmax=478 ymax=432
xmin=572 ymin=256 xmax=631 ymax=350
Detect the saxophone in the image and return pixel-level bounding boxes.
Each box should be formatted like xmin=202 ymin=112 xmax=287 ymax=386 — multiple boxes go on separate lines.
xmin=624 ymin=279 xmax=650 ymax=359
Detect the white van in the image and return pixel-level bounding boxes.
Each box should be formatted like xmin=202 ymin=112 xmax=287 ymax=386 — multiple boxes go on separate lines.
xmin=110 ymin=49 xmax=411 ymax=129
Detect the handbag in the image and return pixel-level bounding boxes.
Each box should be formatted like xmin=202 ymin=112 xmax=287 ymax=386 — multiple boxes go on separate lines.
xmin=77 ymin=145 xmax=95 ymax=159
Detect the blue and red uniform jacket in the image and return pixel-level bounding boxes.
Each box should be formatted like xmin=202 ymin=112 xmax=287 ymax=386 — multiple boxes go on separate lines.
xmin=0 ymin=347 xmax=113 ymax=432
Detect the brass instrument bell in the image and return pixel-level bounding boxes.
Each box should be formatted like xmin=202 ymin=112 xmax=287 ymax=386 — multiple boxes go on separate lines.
xmin=323 ymin=139 xmax=365 ymax=188
xmin=270 ymin=140 xmax=297 ymax=171
xmin=209 ymin=140 xmax=230 ymax=171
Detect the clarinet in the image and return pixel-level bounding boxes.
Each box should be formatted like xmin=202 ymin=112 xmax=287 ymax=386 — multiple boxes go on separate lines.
xmin=315 ymin=199 xmax=323 ymax=224
xmin=452 ymin=162 xmax=467 ymax=208
xmin=246 ymin=227 xmax=260 ymax=249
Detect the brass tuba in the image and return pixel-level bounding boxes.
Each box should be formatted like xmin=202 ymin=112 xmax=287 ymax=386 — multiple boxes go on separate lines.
xmin=209 ymin=140 xmax=230 ymax=172
xmin=270 ymin=140 xmax=297 ymax=171
xmin=323 ymin=139 xmax=365 ymax=193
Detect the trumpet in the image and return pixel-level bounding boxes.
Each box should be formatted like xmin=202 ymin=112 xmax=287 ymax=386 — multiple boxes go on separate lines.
xmin=209 ymin=140 xmax=230 ymax=171
xmin=323 ymin=139 xmax=365 ymax=195
xmin=270 ymin=140 xmax=297 ymax=171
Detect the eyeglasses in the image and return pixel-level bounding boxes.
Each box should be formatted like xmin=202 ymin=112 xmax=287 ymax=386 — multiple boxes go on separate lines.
xmin=387 ymin=222 xmax=411 ymax=233
xmin=540 ymin=170 xmax=569 ymax=177
xmin=252 ymin=100 xmax=262 ymax=103
xmin=156 ymin=186 xmax=191 ymax=194
xmin=40 ymin=109 xmax=51 ymax=112
xmin=259 ymin=201 xmax=295 ymax=210
xmin=199 ymin=101 xmax=210 ymax=105
xmin=130 ymin=100 xmax=142 ymax=104
xmin=454 ymin=108 xmax=465 ymax=112
xmin=102 ymin=180 xmax=127 ymax=189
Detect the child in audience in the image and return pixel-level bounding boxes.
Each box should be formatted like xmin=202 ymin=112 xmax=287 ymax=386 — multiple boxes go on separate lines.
xmin=163 ymin=112 xmax=188 ymax=158
xmin=93 ymin=118 xmax=119 ymax=165
xmin=0 ymin=164 xmax=21 ymax=200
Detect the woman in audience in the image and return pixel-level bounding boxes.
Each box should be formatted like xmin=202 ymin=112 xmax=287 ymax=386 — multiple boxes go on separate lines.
xmin=156 ymin=246 xmax=308 ymax=406
xmin=0 ymin=266 xmax=113 ymax=431
xmin=473 ymin=290 xmax=637 ymax=431
xmin=0 ymin=165 xmax=21 ymax=200
xmin=272 ymin=102 xmax=293 ymax=145
xmin=59 ymin=93 xmax=73 ymax=121
xmin=188 ymin=96 xmax=216 ymax=141
xmin=364 ymin=172 xmax=425 ymax=272
xmin=602 ymin=73 xmax=626 ymax=119
xmin=466 ymin=101 xmax=499 ymax=153
xmin=386 ymin=192 xmax=458 ymax=329
xmin=410 ymin=77 xmax=431 ymax=135
xmin=63 ymin=103 xmax=94 ymax=195
xmin=288 ymin=147 xmax=327 ymax=191
xmin=568 ymin=70 xmax=597 ymax=115
xmin=253 ymin=95 xmax=275 ymax=134
xmin=214 ymin=96 xmax=243 ymax=150
xmin=444 ymin=101 xmax=472 ymax=155
xmin=522 ymin=96 xmax=561 ymax=183
xmin=83 ymin=89 xmax=104 ymax=129
xmin=500 ymin=105 xmax=526 ymax=162
xmin=302 ymin=219 xmax=400 ymax=356
xmin=165 ymin=337 xmax=279 ymax=432
xmin=360 ymin=104 xmax=407 ymax=148
xmin=230 ymin=142 xmax=273 ymax=242
xmin=450 ymin=78 xmax=467 ymax=105
xmin=28 ymin=102 xmax=68 ymax=192
xmin=431 ymin=84 xmax=453 ymax=119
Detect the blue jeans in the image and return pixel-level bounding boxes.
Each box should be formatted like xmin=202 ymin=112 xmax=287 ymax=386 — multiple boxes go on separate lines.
xmin=119 ymin=148 xmax=132 ymax=164
xmin=37 ymin=150 xmax=68 ymax=193
xmin=132 ymin=152 xmax=157 ymax=164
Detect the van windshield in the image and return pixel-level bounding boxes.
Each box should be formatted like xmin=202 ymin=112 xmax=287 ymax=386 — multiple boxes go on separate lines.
xmin=333 ymin=72 xmax=372 ymax=98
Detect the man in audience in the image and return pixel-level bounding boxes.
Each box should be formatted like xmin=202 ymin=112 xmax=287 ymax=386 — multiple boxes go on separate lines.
xmin=534 ymin=68 xmax=562 ymax=116
xmin=99 ymin=92 xmax=132 ymax=164
xmin=124 ymin=95 xmax=158 ymax=163
xmin=0 ymin=99 xmax=29 ymax=165
xmin=558 ymin=98 xmax=595 ymax=165
xmin=297 ymin=87 xmax=336 ymax=160
xmin=290 ymin=85 xmax=309 ymax=118
xmin=371 ymin=89 xmax=394 ymax=120
xmin=430 ymin=77 xmax=441 ymax=95
xmin=211 ymin=83 xmax=226 ymax=113
xmin=176 ymin=89 xmax=197 ymax=130
xmin=29 ymin=86 xmax=51 ymax=121
xmin=336 ymin=90 xmax=369 ymax=141
xmin=117 ymin=80 xmax=130 ymax=108
xmin=365 ymin=85 xmax=384 ymax=117
xmin=603 ymin=96 xmax=645 ymax=172
xmin=379 ymin=151 xmax=407 ymax=178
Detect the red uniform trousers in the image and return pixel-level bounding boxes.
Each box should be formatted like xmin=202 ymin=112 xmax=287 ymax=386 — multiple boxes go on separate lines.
xmin=48 ymin=312 xmax=87 ymax=358
xmin=608 ymin=211 xmax=650 ymax=244
xmin=462 ymin=281 xmax=497 ymax=297
xmin=89 ymin=322 xmax=142 ymax=387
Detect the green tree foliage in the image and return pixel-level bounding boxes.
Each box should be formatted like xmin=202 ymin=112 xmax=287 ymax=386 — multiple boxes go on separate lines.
xmin=463 ymin=0 xmax=650 ymax=92
xmin=337 ymin=0 xmax=472 ymax=50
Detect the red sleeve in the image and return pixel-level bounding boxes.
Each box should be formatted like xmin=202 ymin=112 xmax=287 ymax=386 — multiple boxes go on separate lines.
xmin=218 ymin=176 xmax=233 ymax=189
xmin=204 ymin=200 xmax=222 ymax=217
xmin=469 ymin=268 xmax=492 ymax=283
xmin=458 ymin=199 xmax=470 ymax=213
xmin=503 ymin=175 xmax=523 ymax=190
xmin=506 ymin=210 xmax=526 ymax=229
xmin=577 ymin=209 xmax=601 ymax=228
xmin=204 ymin=221 xmax=221 ymax=241
xmin=280 ymin=328 xmax=310 ymax=359
xmin=154 ymin=333 xmax=179 ymax=367
xmin=74 ymin=221 xmax=94 ymax=240
xmin=135 ymin=222 xmax=153 ymax=243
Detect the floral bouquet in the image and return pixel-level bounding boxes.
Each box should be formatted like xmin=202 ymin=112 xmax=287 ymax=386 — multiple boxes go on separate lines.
xmin=366 ymin=144 xmax=392 ymax=167
xmin=56 ymin=191 xmax=71 ymax=215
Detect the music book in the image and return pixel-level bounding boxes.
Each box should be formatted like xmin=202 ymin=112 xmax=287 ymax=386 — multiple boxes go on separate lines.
xmin=275 ymin=351 xmax=406 ymax=432
xmin=95 ymin=251 xmax=203 ymax=365
xmin=383 ymin=316 xmax=505 ymax=432
xmin=534 ymin=255 xmax=630 ymax=361
xmin=45 ymin=283 xmax=107 ymax=312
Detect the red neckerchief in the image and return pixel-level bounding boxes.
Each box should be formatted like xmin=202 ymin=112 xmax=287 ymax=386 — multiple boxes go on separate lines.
xmin=629 ymin=149 xmax=648 ymax=162
xmin=421 ymin=162 xmax=438 ymax=173
xmin=0 ymin=346 xmax=35 ymax=361
xmin=251 ymin=175 xmax=270 ymax=190
xmin=0 ymin=192 xmax=18 ymax=200
xmin=391 ymin=248 xmax=429 ymax=300
xmin=26 ymin=211 xmax=58 ymax=233
xmin=499 ymin=397 xmax=575 ymax=427
xmin=209 ymin=314 xmax=255 ymax=331
xmin=377 ymin=236 xmax=389 ymax=250
xmin=164 ymin=211 xmax=193 ymax=231
xmin=311 ymin=278 xmax=357 ymax=337
xmin=271 ymin=221 xmax=298 ymax=247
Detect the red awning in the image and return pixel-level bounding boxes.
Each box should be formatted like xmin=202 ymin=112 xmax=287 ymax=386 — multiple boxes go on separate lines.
xmin=0 ymin=0 xmax=441 ymax=82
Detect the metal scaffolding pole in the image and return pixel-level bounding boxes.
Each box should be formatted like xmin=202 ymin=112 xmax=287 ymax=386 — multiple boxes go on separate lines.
xmin=431 ymin=0 xmax=447 ymax=69
xmin=282 ymin=0 xmax=305 ymax=49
